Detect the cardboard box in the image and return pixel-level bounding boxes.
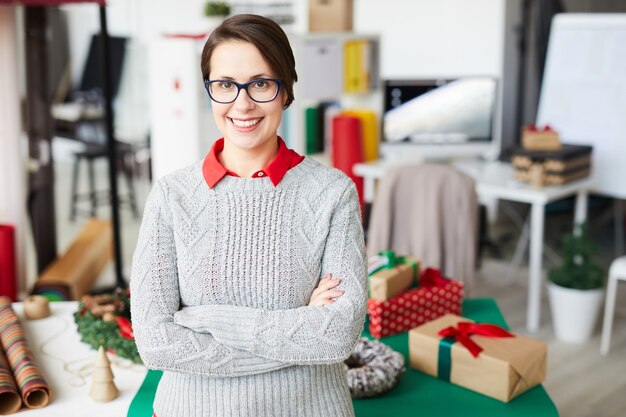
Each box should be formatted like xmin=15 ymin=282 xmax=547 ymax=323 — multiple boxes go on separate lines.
xmin=34 ymin=219 xmax=113 ymax=300
xmin=309 ymin=0 xmax=353 ymax=32
xmin=409 ymin=314 xmax=547 ymax=402
xmin=368 ymin=269 xmax=463 ymax=338
xmin=368 ymin=256 xmax=419 ymax=302
xmin=521 ymin=126 xmax=561 ymax=151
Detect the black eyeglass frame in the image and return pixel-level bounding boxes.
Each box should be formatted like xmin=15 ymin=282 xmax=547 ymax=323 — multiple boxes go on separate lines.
xmin=203 ymin=78 xmax=283 ymax=104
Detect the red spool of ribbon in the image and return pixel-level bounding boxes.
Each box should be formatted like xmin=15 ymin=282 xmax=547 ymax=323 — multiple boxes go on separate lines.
xmin=0 ymin=225 xmax=17 ymax=301
xmin=331 ymin=115 xmax=365 ymax=213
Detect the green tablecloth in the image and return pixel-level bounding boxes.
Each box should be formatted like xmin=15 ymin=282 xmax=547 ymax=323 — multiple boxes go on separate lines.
xmin=128 ymin=298 xmax=559 ymax=417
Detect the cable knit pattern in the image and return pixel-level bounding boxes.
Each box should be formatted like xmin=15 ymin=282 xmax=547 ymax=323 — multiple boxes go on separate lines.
xmin=130 ymin=157 xmax=367 ymax=417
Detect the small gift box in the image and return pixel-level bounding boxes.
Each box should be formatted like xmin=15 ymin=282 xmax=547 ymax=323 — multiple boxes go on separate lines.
xmin=521 ymin=124 xmax=561 ymax=151
xmin=368 ymin=251 xmax=420 ymax=302
xmin=409 ymin=314 xmax=547 ymax=402
xmin=367 ymin=268 xmax=463 ymax=338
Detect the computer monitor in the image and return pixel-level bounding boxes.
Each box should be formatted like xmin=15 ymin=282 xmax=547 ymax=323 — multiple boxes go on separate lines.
xmin=380 ymin=77 xmax=499 ymax=161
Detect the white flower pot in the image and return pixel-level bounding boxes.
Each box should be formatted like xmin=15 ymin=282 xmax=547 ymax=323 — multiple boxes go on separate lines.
xmin=548 ymin=282 xmax=603 ymax=343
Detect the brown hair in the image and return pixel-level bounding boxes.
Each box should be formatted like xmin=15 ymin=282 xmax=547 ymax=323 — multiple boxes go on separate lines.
xmin=201 ymin=14 xmax=298 ymax=109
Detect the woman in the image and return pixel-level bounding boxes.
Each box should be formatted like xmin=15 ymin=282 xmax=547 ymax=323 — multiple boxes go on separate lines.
xmin=130 ymin=14 xmax=367 ymax=417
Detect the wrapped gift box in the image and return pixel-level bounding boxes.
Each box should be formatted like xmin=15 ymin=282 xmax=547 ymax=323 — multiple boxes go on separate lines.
xmin=521 ymin=124 xmax=561 ymax=151
xmin=309 ymin=0 xmax=353 ymax=32
xmin=368 ymin=252 xmax=420 ymax=302
xmin=367 ymin=268 xmax=463 ymax=338
xmin=409 ymin=314 xmax=547 ymax=402
xmin=512 ymin=144 xmax=593 ymax=186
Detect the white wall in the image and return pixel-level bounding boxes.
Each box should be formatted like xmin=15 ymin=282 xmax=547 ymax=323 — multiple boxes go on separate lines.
xmin=354 ymin=0 xmax=505 ymax=78
xmin=354 ymin=0 xmax=521 ymax=156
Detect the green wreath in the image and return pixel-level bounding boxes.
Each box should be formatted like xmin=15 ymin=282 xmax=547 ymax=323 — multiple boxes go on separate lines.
xmin=73 ymin=289 xmax=142 ymax=364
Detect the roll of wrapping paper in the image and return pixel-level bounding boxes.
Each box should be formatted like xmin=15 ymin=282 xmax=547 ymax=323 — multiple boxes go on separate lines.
xmin=342 ymin=110 xmax=379 ymax=161
xmin=0 ymin=297 xmax=50 ymax=409
xmin=331 ymin=115 xmax=365 ymax=213
xmin=0 ymin=348 xmax=22 ymax=414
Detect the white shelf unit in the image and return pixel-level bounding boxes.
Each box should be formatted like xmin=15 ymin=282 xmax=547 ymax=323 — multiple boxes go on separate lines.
xmin=283 ymin=32 xmax=381 ymax=156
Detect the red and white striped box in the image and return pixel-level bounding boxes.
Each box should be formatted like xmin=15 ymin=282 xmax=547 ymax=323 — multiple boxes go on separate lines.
xmin=367 ymin=268 xmax=464 ymax=338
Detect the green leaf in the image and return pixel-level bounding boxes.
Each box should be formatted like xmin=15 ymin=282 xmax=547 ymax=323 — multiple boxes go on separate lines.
xmin=73 ymin=291 xmax=142 ymax=364
xmin=548 ymin=223 xmax=605 ymax=290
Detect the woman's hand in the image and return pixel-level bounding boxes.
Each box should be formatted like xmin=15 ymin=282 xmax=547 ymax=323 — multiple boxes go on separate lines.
xmin=308 ymin=274 xmax=344 ymax=307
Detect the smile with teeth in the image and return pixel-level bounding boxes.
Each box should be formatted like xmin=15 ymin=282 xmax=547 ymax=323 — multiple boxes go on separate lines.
xmin=230 ymin=118 xmax=261 ymax=128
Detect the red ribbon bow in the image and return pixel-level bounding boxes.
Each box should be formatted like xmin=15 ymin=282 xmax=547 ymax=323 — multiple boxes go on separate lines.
xmin=527 ymin=123 xmax=554 ymax=132
xmin=438 ymin=322 xmax=514 ymax=358
xmin=420 ymin=268 xmax=450 ymax=287
xmin=116 ymin=316 xmax=135 ymax=341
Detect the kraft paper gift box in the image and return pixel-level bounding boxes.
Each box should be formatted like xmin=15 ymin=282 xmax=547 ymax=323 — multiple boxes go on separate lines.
xmin=409 ymin=314 xmax=547 ymax=402
xmin=521 ymin=124 xmax=561 ymax=151
xmin=308 ymin=0 xmax=353 ymax=32
xmin=368 ymin=252 xmax=420 ymax=302
xmin=367 ymin=268 xmax=463 ymax=338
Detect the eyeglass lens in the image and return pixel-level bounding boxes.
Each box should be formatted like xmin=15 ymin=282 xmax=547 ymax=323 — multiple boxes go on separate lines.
xmin=208 ymin=79 xmax=279 ymax=103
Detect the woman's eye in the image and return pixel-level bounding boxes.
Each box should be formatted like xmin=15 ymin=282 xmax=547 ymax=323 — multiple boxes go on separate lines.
xmin=253 ymin=80 xmax=268 ymax=89
xmin=219 ymin=82 xmax=234 ymax=90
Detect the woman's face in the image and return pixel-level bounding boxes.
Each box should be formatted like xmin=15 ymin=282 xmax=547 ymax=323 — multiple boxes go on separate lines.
xmin=209 ymin=40 xmax=285 ymax=152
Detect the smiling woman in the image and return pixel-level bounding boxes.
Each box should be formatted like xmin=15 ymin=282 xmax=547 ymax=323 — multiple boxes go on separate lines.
xmin=130 ymin=14 xmax=368 ymax=417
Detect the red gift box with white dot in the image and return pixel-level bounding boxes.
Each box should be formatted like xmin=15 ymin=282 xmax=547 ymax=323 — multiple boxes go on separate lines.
xmin=367 ymin=268 xmax=464 ymax=338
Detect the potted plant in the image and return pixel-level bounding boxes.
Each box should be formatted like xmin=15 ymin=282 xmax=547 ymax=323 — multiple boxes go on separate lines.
xmin=204 ymin=1 xmax=230 ymax=25
xmin=548 ymin=223 xmax=604 ymax=343
xmin=203 ymin=1 xmax=230 ymax=29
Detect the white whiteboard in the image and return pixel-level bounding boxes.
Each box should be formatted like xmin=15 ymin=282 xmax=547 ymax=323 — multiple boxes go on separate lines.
xmin=537 ymin=14 xmax=626 ymax=199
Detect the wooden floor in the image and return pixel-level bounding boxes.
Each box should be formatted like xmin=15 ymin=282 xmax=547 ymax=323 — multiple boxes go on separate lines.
xmin=474 ymin=259 xmax=626 ymax=417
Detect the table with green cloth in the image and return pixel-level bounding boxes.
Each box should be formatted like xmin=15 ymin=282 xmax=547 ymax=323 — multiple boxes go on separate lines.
xmin=128 ymin=298 xmax=559 ymax=417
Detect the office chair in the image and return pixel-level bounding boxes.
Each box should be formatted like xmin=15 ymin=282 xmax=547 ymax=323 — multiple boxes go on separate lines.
xmin=367 ymin=163 xmax=478 ymax=291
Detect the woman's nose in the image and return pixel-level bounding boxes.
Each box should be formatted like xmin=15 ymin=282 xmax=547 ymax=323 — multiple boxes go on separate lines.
xmin=232 ymin=87 xmax=255 ymax=111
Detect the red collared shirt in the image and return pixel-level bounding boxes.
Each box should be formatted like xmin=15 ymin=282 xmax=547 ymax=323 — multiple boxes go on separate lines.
xmin=202 ymin=136 xmax=305 ymax=188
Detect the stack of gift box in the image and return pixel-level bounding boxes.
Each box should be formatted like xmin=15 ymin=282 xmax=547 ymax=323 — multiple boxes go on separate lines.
xmin=366 ymin=251 xmax=548 ymax=403
xmin=367 ymin=251 xmax=463 ymax=338
xmin=512 ymin=124 xmax=593 ymax=187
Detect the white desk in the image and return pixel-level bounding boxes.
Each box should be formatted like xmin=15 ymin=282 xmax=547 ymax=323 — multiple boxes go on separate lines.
xmin=354 ymin=159 xmax=594 ymax=332
xmin=12 ymin=302 xmax=146 ymax=417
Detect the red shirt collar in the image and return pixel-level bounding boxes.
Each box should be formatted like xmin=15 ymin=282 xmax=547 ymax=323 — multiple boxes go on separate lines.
xmin=202 ymin=136 xmax=304 ymax=188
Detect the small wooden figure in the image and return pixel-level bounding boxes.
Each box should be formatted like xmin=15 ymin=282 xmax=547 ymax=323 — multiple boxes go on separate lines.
xmin=89 ymin=346 xmax=119 ymax=402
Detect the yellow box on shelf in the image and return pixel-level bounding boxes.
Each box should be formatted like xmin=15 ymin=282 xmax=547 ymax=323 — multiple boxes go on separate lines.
xmin=344 ymin=39 xmax=370 ymax=94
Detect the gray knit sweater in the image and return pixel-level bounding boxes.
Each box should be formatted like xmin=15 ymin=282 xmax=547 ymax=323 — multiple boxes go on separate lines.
xmin=130 ymin=157 xmax=367 ymax=417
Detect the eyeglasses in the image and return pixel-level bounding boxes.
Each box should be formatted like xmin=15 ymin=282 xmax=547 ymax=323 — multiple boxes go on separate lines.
xmin=204 ymin=78 xmax=282 ymax=104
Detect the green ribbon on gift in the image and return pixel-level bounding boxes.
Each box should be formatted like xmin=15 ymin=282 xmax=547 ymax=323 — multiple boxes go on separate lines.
xmin=367 ymin=251 xmax=419 ymax=297
xmin=369 ymin=250 xmax=419 ymax=280
xmin=437 ymin=336 xmax=457 ymax=382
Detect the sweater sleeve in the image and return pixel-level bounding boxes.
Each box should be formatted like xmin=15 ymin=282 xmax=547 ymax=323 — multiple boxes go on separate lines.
xmin=130 ymin=180 xmax=292 ymax=377
xmin=173 ymin=180 xmax=368 ymax=364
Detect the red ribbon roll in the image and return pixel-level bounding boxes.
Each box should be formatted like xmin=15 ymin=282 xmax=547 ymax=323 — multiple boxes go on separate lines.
xmin=0 ymin=225 xmax=17 ymax=301
xmin=331 ymin=115 xmax=365 ymax=213
xmin=438 ymin=322 xmax=514 ymax=358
